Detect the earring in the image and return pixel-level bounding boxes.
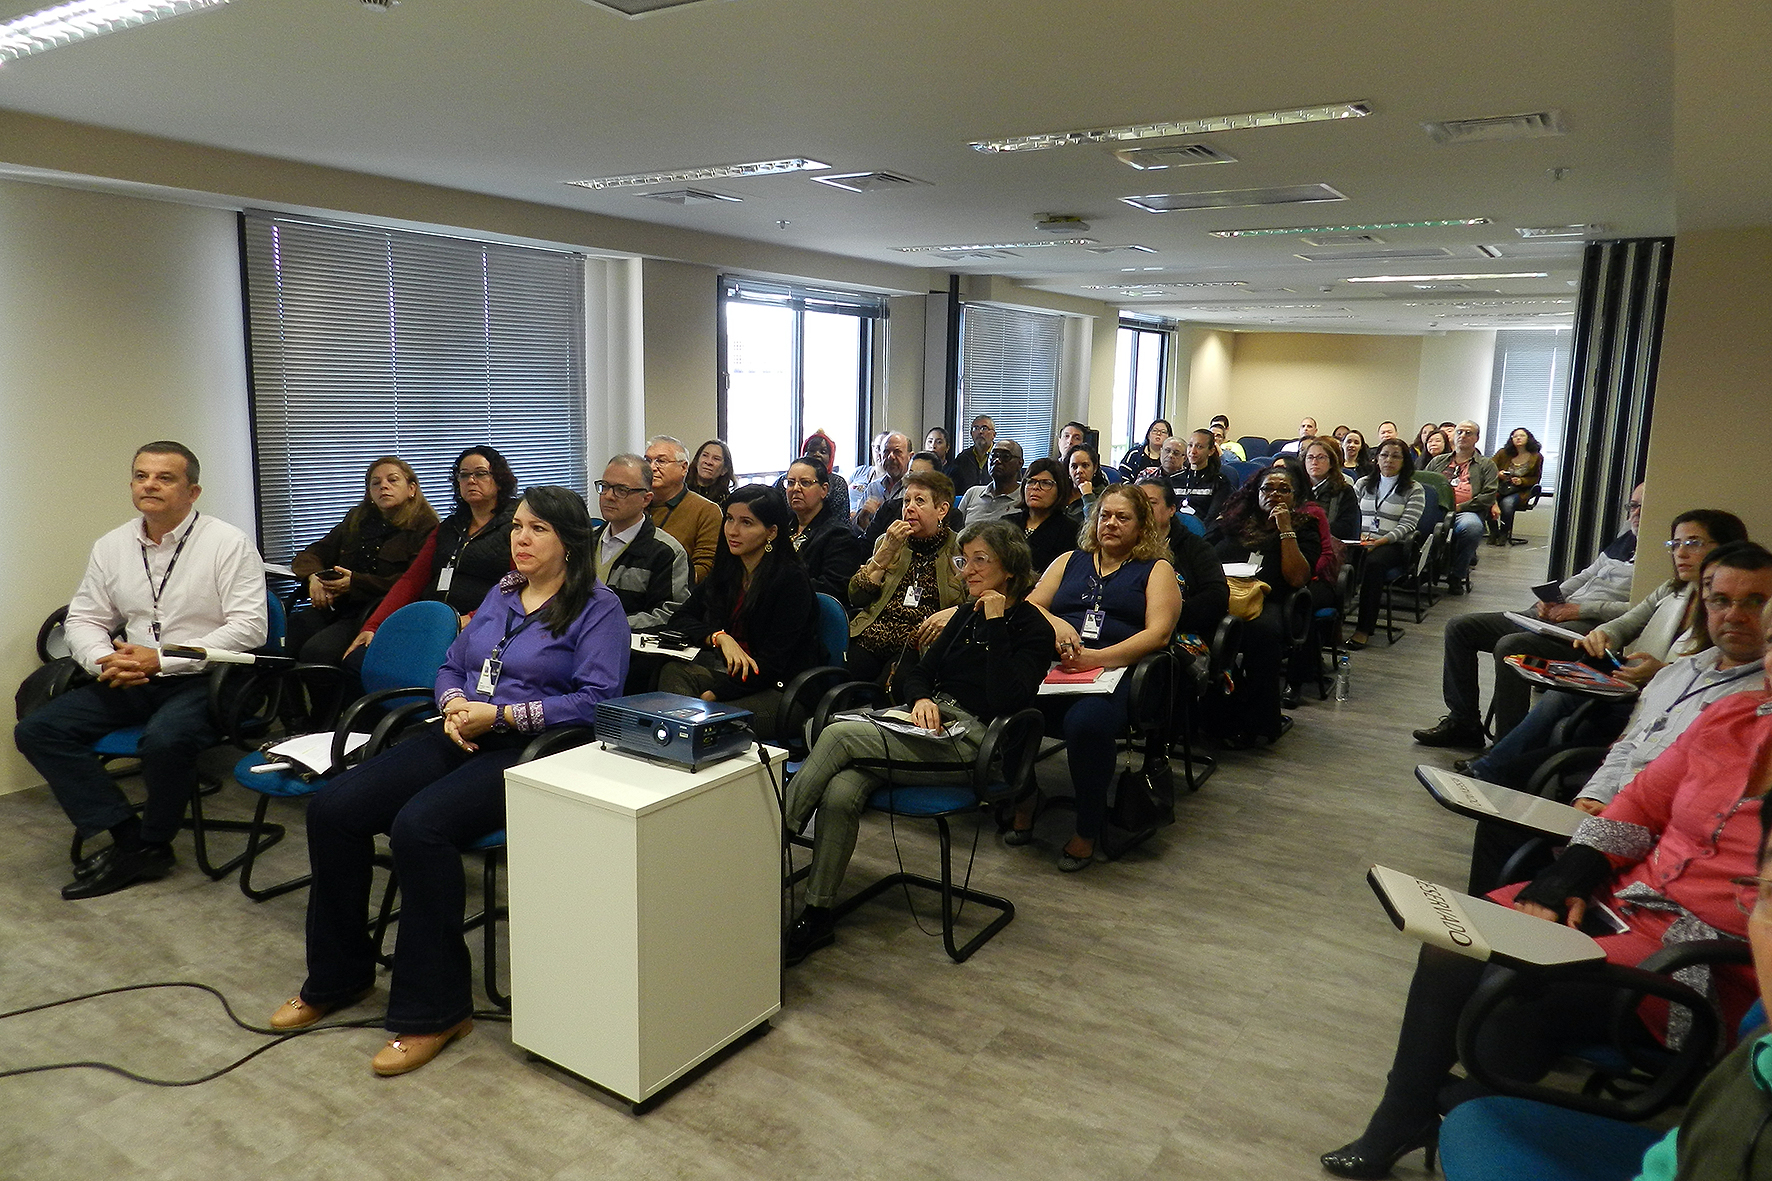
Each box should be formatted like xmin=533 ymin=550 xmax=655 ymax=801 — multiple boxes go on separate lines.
xmin=764 ymin=541 xmax=774 ymax=553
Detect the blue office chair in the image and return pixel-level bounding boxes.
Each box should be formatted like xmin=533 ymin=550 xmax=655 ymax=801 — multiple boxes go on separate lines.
xmin=1175 ymin=512 xmax=1206 ymax=537
xmin=1375 ymin=493 xmax=1446 ymax=642
xmin=778 ymin=593 xmax=854 ymax=773
xmin=1439 ymin=999 xmax=1767 ymax=1181
xmin=1236 ymin=436 xmax=1271 ymax=460
xmin=827 ymin=706 xmax=1044 ymax=962
xmin=229 ymin=599 xmax=461 ymax=900
xmin=73 ymin=588 xmax=291 ymax=880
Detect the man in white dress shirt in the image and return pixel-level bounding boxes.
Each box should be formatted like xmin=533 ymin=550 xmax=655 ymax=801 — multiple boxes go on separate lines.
xmin=15 ymin=442 xmax=266 ymax=899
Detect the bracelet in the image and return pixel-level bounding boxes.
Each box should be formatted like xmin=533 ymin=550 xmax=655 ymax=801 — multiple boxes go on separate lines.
xmin=709 ymin=630 xmax=727 ymax=646
xmin=1279 ymin=531 xmax=1297 ymax=540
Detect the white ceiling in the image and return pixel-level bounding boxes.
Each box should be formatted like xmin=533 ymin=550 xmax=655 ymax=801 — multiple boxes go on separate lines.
xmin=0 ymin=0 xmax=1675 ymax=333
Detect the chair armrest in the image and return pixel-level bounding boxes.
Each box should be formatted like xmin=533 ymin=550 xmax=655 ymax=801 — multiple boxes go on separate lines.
xmin=1125 ymin=650 xmax=1174 ymax=733
xmin=1523 ymin=747 xmax=1608 ymax=802
xmin=809 ymin=680 xmax=887 ymax=747
xmin=355 ymin=698 xmax=440 ymax=765
xmin=518 ymin=725 xmax=597 ymax=763
xmin=973 ymin=707 xmax=1044 ymax=805
xmin=1455 ymin=961 xmax=1722 ymax=1121
xmin=1209 ymin=614 xmax=1242 ymax=681
xmin=1637 ymin=938 xmax=1753 ymax=977
xmin=778 ymin=665 xmax=855 ymax=759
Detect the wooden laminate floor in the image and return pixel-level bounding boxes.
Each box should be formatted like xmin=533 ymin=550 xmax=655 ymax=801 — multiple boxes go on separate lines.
xmin=0 ymin=539 xmax=1548 ymax=1180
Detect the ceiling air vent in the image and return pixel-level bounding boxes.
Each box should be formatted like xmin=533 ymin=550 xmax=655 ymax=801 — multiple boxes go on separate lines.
xmin=1295 ymin=246 xmax=1453 ymax=263
xmin=1422 ymin=110 xmax=1568 ymax=145
xmin=1121 ymin=184 xmax=1345 ymax=213
xmin=639 ymin=188 xmax=742 ymax=205
xmin=1113 ymin=143 xmax=1238 ymax=170
xmin=1084 ymin=244 xmax=1157 ymax=255
xmin=812 ymin=171 xmax=932 ymax=194
xmin=936 ymin=249 xmax=1019 ymax=261
xmin=577 ymin=0 xmax=723 ymax=17
xmin=1300 ymin=233 xmax=1384 ymax=247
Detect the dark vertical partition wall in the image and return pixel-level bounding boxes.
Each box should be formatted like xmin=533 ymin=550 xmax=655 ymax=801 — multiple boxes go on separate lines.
xmin=1549 ymin=237 xmax=1676 ymax=579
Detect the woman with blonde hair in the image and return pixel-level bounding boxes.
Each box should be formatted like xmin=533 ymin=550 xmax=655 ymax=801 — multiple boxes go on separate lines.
xmin=1011 ymin=484 xmax=1180 ymax=870
xmin=287 ymin=456 xmax=440 ymax=666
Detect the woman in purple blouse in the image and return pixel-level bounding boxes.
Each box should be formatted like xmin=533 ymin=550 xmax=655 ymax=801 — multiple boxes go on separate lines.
xmin=269 ymin=486 xmax=629 ymax=1077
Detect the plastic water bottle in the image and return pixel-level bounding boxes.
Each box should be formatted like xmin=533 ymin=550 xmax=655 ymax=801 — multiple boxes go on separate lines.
xmin=1334 ymin=652 xmax=1351 ymax=702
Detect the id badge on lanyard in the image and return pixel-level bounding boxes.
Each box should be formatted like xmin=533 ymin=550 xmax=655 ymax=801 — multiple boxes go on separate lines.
xmin=437 ymin=562 xmax=455 ymax=593
xmin=477 ymin=657 xmax=502 ymax=695
xmin=1081 ymin=609 xmax=1106 ymax=640
xmin=903 ymin=583 xmax=921 ymax=608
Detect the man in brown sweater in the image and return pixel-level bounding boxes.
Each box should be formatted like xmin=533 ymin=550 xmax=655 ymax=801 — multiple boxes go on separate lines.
xmin=645 ymin=435 xmax=722 ymax=582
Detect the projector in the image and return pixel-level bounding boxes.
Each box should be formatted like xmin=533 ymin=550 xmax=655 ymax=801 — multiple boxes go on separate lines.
xmin=595 ymin=692 xmax=754 ymax=771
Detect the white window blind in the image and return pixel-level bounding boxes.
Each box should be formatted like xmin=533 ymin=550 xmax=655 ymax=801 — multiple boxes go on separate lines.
xmin=242 ymin=211 xmax=589 ymax=562
xmin=958 ymin=303 xmax=1062 ymax=462
xmin=1486 ymin=329 xmax=1573 ymax=492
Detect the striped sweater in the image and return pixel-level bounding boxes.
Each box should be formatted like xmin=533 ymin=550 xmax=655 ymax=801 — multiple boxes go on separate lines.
xmin=1353 ymin=475 xmax=1427 ymax=544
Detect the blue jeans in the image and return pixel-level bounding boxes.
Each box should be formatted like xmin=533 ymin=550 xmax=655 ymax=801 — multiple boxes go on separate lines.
xmin=14 ymin=676 xmax=216 ymax=842
xmin=1039 ymin=676 xmax=1133 ymax=841
xmin=1448 ymin=511 xmax=1485 ymax=580
xmin=301 ymin=725 xmax=522 ymax=1034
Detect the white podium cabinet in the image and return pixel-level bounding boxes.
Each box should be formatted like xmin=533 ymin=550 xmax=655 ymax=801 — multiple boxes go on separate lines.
xmin=503 ymin=742 xmax=785 ymax=1106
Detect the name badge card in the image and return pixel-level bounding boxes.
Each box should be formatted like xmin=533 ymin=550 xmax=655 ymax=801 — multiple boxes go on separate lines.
xmin=903 ymin=584 xmax=921 ymax=608
xmin=1081 ymin=609 xmax=1105 ymax=640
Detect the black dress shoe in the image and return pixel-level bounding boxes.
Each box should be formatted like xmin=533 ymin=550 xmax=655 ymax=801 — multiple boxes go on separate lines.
xmin=61 ymin=843 xmax=175 ymax=900
xmin=70 ymin=843 xmax=114 ymax=881
xmin=1412 ymin=715 xmax=1486 ymax=749
xmin=783 ymin=907 xmax=836 ymax=966
xmin=1320 ymin=1120 xmax=1439 ymax=1178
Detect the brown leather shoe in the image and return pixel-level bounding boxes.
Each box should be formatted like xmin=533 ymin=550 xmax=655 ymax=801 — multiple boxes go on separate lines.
xmin=269 ymin=987 xmax=372 ymax=1030
xmin=371 ymin=1018 xmax=473 ymax=1077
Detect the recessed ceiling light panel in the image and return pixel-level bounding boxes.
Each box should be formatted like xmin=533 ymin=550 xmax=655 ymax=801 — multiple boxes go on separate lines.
xmin=0 ymin=0 xmax=227 ymax=63
xmin=1211 ymin=217 xmax=1490 ymax=238
xmin=1345 ymin=271 xmax=1549 ymax=283
xmin=1121 ymin=184 xmax=1345 ymax=213
xmin=811 ymin=171 xmax=932 ymax=194
xmin=1113 ymin=143 xmax=1238 ymax=170
xmin=970 ymin=101 xmax=1370 ymax=153
xmin=896 ymin=239 xmax=1097 ymax=252
xmin=566 ymin=157 xmax=828 ymax=191
xmin=638 ymin=188 xmax=742 ymax=205
xmin=1516 ymin=224 xmax=1607 ymax=238
xmin=1422 ymin=110 xmax=1567 ymax=145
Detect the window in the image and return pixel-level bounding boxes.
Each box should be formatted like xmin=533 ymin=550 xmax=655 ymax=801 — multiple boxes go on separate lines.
xmin=1486 ymin=329 xmax=1574 ymax=491
xmin=1110 ymin=321 xmax=1170 ymax=461
xmin=241 ymin=211 xmax=589 ymax=562
xmin=958 ymin=303 xmax=1062 ymax=463
xmin=718 ymin=279 xmax=883 ymax=482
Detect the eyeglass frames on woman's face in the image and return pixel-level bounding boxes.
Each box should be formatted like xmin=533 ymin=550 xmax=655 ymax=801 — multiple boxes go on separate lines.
xmin=782 ymin=477 xmax=821 ymax=491
xmin=1732 ymin=874 xmax=1772 ymax=915
xmin=1024 ymin=477 xmax=1059 ymax=491
xmin=1665 ymin=537 xmax=1711 ymax=552
xmin=951 ymin=553 xmax=998 ymax=572
xmin=456 ymin=467 xmax=494 ymax=483
xmin=594 ymin=481 xmax=644 ymax=497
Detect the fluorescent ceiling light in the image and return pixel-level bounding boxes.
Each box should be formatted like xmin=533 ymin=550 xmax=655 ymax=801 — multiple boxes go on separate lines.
xmin=1516 ymin=224 xmax=1606 ymax=238
xmin=895 ymin=239 xmax=1097 ymax=252
xmin=1211 ymin=218 xmax=1490 ymax=238
xmin=1122 ymin=184 xmax=1344 ymax=213
xmin=0 ymin=0 xmax=226 ymax=63
xmin=1081 ymin=281 xmax=1246 ymax=290
xmin=1344 ymin=272 xmax=1549 ymax=283
xmin=970 ymin=101 xmax=1370 ymax=153
xmin=566 ymin=157 xmax=828 ymax=191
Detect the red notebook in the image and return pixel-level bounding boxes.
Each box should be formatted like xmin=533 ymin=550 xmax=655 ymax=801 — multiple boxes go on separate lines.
xmin=1043 ymin=667 xmax=1105 ymax=685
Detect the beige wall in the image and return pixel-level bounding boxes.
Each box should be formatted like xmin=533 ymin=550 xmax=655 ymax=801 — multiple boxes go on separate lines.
xmin=1636 ymin=227 xmax=1772 ymax=596
xmin=1173 ymin=327 xmax=1234 ymax=432
xmin=1415 ymin=332 xmax=1498 ymax=443
xmin=1223 ymin=332 xmax=1426 ymax=443
xmin=0 ymin=179 xmax=253 ymax=793
xmin=640 ymin=259 xmax=719 ymax=447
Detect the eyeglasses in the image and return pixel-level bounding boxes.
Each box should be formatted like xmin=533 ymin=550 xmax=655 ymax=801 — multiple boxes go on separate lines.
xmin=1626 ymin=500 xmax=1642 ymax=512
xmin=951 ymin=554 xmax=998 ymax=572
xmin=1732 ymin=875 xmax=1772 ymax=915
xmin=1665 ymin=538 xmax=1711 ymax=552
xmin=782 ymin=478 xmax=821 ymax=491
xmin=594 ymin=481 xmax=645 ymax=497
xmin=646 ymin=455 xmax=684 ymax=467
xmin=1705 ymin=593 xmax=1770 ymax=615
xmin=1024 ymin=478 xmax=1059 ymax=491
xmin=456 ymin=468 xmax=495 ymax=483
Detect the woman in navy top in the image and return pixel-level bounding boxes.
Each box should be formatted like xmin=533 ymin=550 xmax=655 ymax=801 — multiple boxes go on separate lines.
xmin=1017 ymin=484 xmax=1180 ymax=871
xmin=272 ymin=486 xmax=629 ymax=1077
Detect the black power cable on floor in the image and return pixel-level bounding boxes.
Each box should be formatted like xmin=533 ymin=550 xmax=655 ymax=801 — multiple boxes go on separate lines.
xmin=0 ymin=981 xmax=509 ymax=1087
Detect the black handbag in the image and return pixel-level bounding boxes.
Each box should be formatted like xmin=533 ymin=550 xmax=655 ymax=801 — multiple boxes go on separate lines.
xmin=1104 ymin=758 xmax=1176 ymax=855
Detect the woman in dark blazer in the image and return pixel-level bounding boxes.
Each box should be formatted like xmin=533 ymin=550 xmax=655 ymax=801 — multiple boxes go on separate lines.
xmin=783 ymin=455 xmax=864 ymax=605
xmin=660 ymin=484 xmax=820 ymax=738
